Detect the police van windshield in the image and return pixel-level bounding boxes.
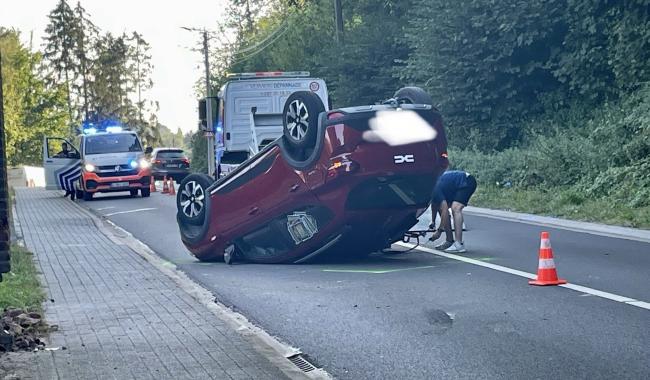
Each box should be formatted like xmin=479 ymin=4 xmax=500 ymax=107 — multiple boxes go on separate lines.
xmin=85 ymin=134 xmax=142 ymax=155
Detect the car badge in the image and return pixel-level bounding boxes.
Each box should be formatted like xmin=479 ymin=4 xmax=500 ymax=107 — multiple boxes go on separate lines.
xmin=394 ymin=154 xmax=415 ymax=164
xmin=115 ymin=165 xmax=120 ymax=172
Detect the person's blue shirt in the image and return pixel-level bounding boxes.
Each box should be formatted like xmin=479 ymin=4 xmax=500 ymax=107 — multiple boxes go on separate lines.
xmin=432 ymin=170 xmax=471 ymax=205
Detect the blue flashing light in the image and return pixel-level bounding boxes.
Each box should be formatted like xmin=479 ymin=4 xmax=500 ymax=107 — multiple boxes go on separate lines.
xmin=129 ymin=160 xmax=138 ymax=169
xmin=83 ymin=127 xmax=98 ymax=135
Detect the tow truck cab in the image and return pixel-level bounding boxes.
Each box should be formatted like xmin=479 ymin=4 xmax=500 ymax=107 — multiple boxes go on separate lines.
xmin=43 ymin=125 xmax=151 ymax=200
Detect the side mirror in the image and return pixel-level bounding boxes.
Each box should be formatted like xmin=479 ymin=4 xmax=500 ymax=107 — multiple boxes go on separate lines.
xmin=145 ymin=146 xmax=153 ymax=155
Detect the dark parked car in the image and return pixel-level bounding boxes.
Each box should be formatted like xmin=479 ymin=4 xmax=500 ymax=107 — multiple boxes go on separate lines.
xmin=150 ymin=148 xmax=190 ymax=181
xmin=176 ymin=87 xmax=448 ymax=264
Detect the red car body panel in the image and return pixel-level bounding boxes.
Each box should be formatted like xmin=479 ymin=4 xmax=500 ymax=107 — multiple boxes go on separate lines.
xmin=179 ymin=105 xmax=448 ymax=263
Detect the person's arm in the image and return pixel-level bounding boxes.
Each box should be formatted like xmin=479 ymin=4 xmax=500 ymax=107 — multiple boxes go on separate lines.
xmin=438 ymin=200 xmax=453 ymax=242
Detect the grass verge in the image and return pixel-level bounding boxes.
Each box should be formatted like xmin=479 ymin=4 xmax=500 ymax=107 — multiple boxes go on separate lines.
xmin=0 ymin=245 xmax=44 ymax=312
xmin=471 ymin=186 xmax=650 ymax=229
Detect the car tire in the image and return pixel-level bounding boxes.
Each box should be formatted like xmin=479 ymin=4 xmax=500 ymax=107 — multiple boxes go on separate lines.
xmin=130 ymin=189 xmax=138 ymax=197
xmin=141 ymin=187 xmax=151 ymax=198
xmin=177 ymin=173 xmax=213 ymax=226
xmin=75 ymin=189 xmax=84 ymax=199
xmin=394 ymin=86 xmax=433 ymax=105
xmin=82 ymin=191 xmax=93 ymax=201
xmin=282 ymin=91 xmax=325 ymax=150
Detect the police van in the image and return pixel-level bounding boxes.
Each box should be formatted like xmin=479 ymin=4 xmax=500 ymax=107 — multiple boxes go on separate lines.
xmin=214 ymin=71 xmax=329 ymax=174
xmin=43 ymin=123 xmax=152 ymax=200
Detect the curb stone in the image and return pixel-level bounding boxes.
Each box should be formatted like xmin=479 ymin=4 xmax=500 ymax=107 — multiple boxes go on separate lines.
xmin=465 ymin=206 xmax=650 ymax=244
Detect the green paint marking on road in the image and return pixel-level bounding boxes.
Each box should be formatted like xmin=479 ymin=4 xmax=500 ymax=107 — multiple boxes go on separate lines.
xmin=322 ymin=265 xmax=435 ymax=274
xmin=161 ymin=261 xmax=176 ymax=268
xmin=474 ymin=257 xmax=497 ymax=262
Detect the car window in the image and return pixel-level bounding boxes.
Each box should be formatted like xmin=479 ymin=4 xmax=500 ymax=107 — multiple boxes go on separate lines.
xmin=47 ymin=138 xmax=80 ymax=159
xmin=157 ymin=150 xmax=186 ymax=159
xmin=84 ymin=134 xmax=142 ymax=155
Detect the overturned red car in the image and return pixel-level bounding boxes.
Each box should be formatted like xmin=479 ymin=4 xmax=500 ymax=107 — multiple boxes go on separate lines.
xmin=176 ymin=87 xmax=448 ymax=263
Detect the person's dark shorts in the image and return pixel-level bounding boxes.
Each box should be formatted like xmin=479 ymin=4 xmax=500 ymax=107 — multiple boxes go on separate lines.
xmin=452 ymin=175 xmax=477 ymax=206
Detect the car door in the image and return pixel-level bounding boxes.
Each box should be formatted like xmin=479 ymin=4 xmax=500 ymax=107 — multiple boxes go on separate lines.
xmin=43 ymin=137 xmax=81 ymax=190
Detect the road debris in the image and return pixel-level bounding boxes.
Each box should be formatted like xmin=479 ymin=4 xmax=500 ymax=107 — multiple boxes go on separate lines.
xmin=1 ymin=308 xmax=48 ymax=353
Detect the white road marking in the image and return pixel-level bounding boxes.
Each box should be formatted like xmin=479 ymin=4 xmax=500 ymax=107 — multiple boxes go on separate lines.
xmin=396 ymin=242 xmax=650 ymax=311
xmin=104 ymin=208 xmax=156 ymax=217
xmin=95 ymin=207 xmax=116 ymax=211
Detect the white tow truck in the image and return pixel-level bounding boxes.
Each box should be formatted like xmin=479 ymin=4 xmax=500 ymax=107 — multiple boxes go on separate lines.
xmin=214 ymin=71 xmax=329 ymax=176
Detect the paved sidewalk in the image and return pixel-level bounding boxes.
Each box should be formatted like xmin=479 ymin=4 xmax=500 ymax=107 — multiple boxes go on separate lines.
xmin=13 ymin=188 xmax=292 ymax=380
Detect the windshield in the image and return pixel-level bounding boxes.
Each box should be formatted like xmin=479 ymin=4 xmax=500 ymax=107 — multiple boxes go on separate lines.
xmin=84 ymin=134 xmax=142 ymax=155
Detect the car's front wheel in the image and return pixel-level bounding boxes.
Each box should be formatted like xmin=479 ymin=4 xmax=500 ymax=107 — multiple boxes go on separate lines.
xmin=177 ymin=174 xmax=213 ymax=226
xmin=141 ymin=187 xmax=151 ymax=198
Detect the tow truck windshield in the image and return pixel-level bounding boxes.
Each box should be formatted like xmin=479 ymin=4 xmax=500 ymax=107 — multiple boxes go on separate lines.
xmin=84 ymin=134 xmax=142 ymax=155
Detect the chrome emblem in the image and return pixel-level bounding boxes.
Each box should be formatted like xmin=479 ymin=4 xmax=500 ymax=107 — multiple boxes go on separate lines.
xmin=115 ymin=165 xmax=120 ymax=172
xmin=394 ymin=154 xmax=415 ymax=164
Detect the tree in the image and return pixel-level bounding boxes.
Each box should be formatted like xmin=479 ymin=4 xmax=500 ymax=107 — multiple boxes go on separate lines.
xmin=1 ymin=28 xmax=68 ymax=166
xmin=72 ymin=1 xmax=99 ymax=121
xmin=43 ymin=0 xmax=78 ymax=129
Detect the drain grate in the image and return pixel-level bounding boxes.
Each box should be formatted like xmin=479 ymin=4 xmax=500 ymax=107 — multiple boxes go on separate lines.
xmin=288 ymin=354 xmax=317 ymax=373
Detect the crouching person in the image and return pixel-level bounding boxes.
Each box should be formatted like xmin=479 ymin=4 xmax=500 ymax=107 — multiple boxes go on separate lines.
xmin=429 ymin=170 xmax=477 ymax=253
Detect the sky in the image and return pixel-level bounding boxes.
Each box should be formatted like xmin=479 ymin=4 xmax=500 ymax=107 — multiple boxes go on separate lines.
xmin=0 ymin=0 xmax=228 ymax=134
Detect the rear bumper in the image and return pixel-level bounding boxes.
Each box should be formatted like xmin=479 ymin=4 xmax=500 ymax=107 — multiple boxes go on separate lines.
xmin=152 ymin=167 xmax=190 ymax=178
xmin=82 ymin=170 xmax=151 ymax=193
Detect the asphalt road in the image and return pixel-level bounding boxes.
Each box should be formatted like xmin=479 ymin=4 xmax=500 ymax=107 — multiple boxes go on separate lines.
xmin=79 ymin=189 xmax=650 ymax=379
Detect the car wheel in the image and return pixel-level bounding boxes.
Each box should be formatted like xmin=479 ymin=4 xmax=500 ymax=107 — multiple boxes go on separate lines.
xmin=141 ymin=187 xmax=151 ymax=198
xmin=83 ymin=191 xmax=93 ymax=201
xmin=130 ymin=189 xmax=138 ymax=197
xmin=394 ymin=86 xmax=433 ymax=105
xmin=177 ymin=174 xmax=213 ymax=226
xmin=75 ymin=189 xmax=84 ymax=199
xmin=282 ymin=91 xmax=325 ymax=150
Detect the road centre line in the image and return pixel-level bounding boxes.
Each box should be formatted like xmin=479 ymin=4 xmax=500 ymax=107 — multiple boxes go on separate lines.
xmin=104 ymin=208 xmax=157 ymax=217
xmin=396 ymin=242 xmax=650 ymax=311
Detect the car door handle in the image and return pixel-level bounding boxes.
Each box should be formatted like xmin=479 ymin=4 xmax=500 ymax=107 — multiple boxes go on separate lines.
xmin=248 ymin=207 xmax=260 ymax=215
xmin=46 ymin=160 xmax=53 ymax=163
xmin=290 ymin=184 xmax=300 ymax=192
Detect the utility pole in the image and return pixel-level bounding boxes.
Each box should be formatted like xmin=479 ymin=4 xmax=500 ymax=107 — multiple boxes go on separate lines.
xmin=334 ymin=0 xmax=344 ymax=44
xmin=202 ymin=30 xmax=216 ymax=178
xmin=182 ymin=26 xmax=216 ymax=177
xmin=0 ymin=51 xmax=11 ymax=281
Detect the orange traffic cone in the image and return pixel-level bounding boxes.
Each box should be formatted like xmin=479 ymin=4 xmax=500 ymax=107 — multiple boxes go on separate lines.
xmin=149 ymin=176 xmax=157 ymax=192
xmin=161 ymin=175 xmax=169 ymax=194
xmin=168 ymin=178 xmax=176 ymax=195
xmin=529 ymin=232 xmax=567 ymax=286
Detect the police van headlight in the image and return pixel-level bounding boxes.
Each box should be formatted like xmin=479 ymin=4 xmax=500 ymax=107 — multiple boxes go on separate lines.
xmin=84 ymin=163 xmax=96 ymax=172
xmin=129 ymin=159 xmax=150 ymax=169
xmin=139 ymin=159 xmax=151 ymax=169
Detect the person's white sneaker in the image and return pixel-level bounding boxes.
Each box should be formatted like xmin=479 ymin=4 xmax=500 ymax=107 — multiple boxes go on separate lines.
xmin=444 ymin=241 xmax=467 ymax=253
xmin=435 ymin=240 xmax=454 ymax=250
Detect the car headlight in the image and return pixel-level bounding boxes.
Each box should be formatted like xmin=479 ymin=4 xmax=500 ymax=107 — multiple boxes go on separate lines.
xmin=84 ymin=163 xmax=96 ymax=172
xmin=138 ymin=159 xmax=151 ymax=169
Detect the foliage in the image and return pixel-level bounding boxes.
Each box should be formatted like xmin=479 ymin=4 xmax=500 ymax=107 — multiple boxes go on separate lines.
xmin=0 ymin=246 xmax=45 ymax=312
xmin=1 ymin=28 xmax=69 ymax=166
xmin=452 ymin=83 xmax=650 ymax=211
xmin=189 ymin=131 xmax=208 ymax=174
